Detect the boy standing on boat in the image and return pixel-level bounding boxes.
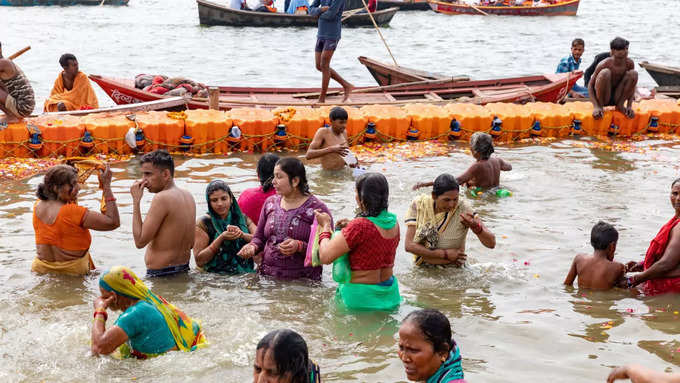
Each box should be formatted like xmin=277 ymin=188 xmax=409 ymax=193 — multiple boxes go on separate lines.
xmin=588 ymin=37 xmax=638 ymax=120
xmin=556 ymin=38 xmax=588 ymax=98
xmin=310 ymin=0 xmax=353 ymax=103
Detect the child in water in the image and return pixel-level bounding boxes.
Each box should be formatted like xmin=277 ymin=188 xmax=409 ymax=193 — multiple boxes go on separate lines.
xmin=306 ymin=106 xmax=358 ymax=171
xmin=457 ymin=132 xmax=512 ymax=189
xmin=413 ymin=132 xmax=511 ymax=192
xmin=564 ymin=221 xmax=626 ymax=290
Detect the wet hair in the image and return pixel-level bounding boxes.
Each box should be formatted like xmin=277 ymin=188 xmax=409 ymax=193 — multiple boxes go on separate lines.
xmin=276 ymin=157 xmax=309 ymax=195
xmin=432 ymin=174 xmax=460 ymax=198
xmin=470 ymin=132 xmax=494 ymax=160
xmin=257 ymin=153 xmax=279 ymax=192
xmin=403 ymin=309 xmax=455 ymax=354
xmin=256 ymin=329 xmax=313 ymax=383
xmin=140 ymin=150 xmax=174 ymax=177
xmin=59 ymin=53 xmax=77 ymax=68
xmin=356 ymin=172 xmax=389 ymax=217
xmin=590 ymin=221 xmax=619 ymax=250
xmin=610 ymin=37 xmax=629 ymax=50
xmin=571 ymin=38 xmax=584 ymax=47
xmin=37 ymin=165 xmax=78 ymax=201
xmin=672 ymin=178 xmax=680 ymax=188
xmin=329 ymin=106 xmax=348 ymax=121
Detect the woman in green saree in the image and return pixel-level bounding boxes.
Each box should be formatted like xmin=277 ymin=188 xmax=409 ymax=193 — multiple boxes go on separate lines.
xmin=193 ymin=180 xmax=257 ymax=274
xmin=314 ymin=173 xmax=401 ymax=311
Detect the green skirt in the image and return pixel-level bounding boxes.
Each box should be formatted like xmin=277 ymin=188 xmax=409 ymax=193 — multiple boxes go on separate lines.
xmin=336 ymin=276 xmax=401 ymax=311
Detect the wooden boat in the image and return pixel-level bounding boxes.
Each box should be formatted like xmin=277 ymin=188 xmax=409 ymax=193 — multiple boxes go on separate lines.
xmin=359 ymin=56 xmax=457 ymax=85
xmin=197 ymin=0 xmax=398 ymax=27
xmin=359 ymin=56 xmax=582 ymax=103
xmin=640 ymin=61 xmax=680 ymax=87
xmin=43 ymin=97 xmax=188 ymax=116
xmin=427 ymin=0 xmax=579 ymax=16
xmin=0 ymin=0 xmax=127 ymax=5
xmin=376 ymin=0 xmax=430 ymax=11
xmin=90 ymin=70 xmax=582 ymax=110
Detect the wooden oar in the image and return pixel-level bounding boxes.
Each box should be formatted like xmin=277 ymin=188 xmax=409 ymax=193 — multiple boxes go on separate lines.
xmin=8 ymin=46 xmax=31 ymax=60
xmin=469 ymin=2 xmax=489 ymax=15
xmin=341 ymin=8 xmax=363 ymax=21
xmin=359 ymin=0 xmax=399 ymax=66
xmin=292 ymin=75 xmax=470 ymax=98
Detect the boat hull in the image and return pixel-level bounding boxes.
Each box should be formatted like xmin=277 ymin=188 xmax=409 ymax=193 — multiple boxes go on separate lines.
xmin=427 ymin=0 xmax=579 ymax=16
xmin=0 ymin=0 xmax=127 ymax=5
xmin=376 ymin=0 xmax=430 ymax=11
xmin=197 ymin=0 xmax=398 ymax=27
xmin=640 ymin=61 xmax=680 ymax=87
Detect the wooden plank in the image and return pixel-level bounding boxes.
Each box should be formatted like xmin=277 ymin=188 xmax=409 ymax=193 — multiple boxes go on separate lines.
xmin=43 ymin=96 xmax=188 ymax=116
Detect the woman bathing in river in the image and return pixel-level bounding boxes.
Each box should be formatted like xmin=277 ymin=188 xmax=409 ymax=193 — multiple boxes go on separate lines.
xmin=406 ymin=174 xmax=495 ymax=267
xmin=623 ymin=178 xmax=680 ymax=295
xmin=314 ymin=172 xmax=401 ymax=311
xmin=194 ymin=180 xmax=257 ymax=274
xmin=398 ymin=309 xmax=466 ymax=383
xmin=91 ymin=266 xmax=206 ymax=358
xmin=254 ymin=329 xmax=321 ymax=383
xmin=32 ymin=164 xmax=119 ymax=275
xmin=237 ymin=158 xmax=333 ymax=281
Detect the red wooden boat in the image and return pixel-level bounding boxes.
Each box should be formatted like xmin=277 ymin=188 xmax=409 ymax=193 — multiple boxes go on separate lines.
xmin=358 ymin=56 xmax=583 ymax=102
xmin=428 ymin=0 xmax=579 ymax=16
xmin=90 ymin=70 xmax=582 ymax=110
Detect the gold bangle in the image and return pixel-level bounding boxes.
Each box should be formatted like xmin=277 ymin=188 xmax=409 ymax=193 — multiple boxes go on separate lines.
xmin=93 ymin=317 xmax=106 ymax=324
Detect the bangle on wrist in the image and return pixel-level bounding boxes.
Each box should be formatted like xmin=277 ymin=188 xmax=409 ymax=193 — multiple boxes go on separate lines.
xmin=93 ymin=317 xmax=106 ymax=324
xmin=105 ymin=196 xmax=116 ymax=202
xmin=443 ymin=250 xmax=450 ymax=261
xmin=93 ymin=310 xmax=108 ymax=321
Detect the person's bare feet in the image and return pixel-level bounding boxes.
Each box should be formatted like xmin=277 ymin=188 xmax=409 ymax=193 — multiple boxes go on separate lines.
xmin=342 ymin=84 xmax=354 ymax=103
xmin=592 ymin=106 xmax=604 ymax=120
xmin=616 ymin=104 xmax=635 ymax=119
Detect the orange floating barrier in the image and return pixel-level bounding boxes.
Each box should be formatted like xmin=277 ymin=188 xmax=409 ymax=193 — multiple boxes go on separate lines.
xmin=228 ymin=108 xmax=277 ymax=152
xmin=276 ymin=107 xmax=324 ymax=148
xmin=530 ymin=102 xmax=573 ymax=139
xmin=359 ymin=105 xmax=410 ymax=141
xmin=403 ymin=103 xmax=450 ymax=141
xmin=135 ymin=111 xmax=185 ymax=151
xmin=31 ymin=115 xmax=85 ymax=157
xmin=0 ymin=122 xmax=31 ymax=157
xmin=565 ymin=101 xmax=612 ymax=137
xmin=184 ymin=109 xmax=232 ymax=154
xmin=81 ymin=114 xmax=134 ymax=155
xmin=484 ymin=103 xmax=533 ymax=142
xmin=443 ymin=103 xmax=493 ymax=141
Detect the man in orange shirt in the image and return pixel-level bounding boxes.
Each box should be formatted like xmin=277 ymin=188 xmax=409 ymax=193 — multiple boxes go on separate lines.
xmin=44 ymin=54 xmax=99 ymax=112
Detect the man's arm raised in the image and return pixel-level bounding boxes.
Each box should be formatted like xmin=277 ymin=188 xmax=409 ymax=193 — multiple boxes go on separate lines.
xmin=131 ymin=181 xmax=167 ymax=249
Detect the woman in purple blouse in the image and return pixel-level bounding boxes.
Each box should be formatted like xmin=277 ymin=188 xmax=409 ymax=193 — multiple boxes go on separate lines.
xmin=238 ymin=157 xmax=332 ymax=280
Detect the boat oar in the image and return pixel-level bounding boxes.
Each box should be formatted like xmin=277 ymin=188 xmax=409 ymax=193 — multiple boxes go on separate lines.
xmin=341 ymin=8 xmax=363 ymax=21
xmin=469 ymin=3 xmax=489 ymax=15
xmin=8 ymin=46 xmax=31 ymax=60
xmin=100 ymin=0 xmax=106 ymax=5
xmin=358 ymin=0 xmax=399 ymax=66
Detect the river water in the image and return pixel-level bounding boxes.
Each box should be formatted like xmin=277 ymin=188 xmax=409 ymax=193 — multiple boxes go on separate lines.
xmin=2 ymin=1 xmax=680 ymax=382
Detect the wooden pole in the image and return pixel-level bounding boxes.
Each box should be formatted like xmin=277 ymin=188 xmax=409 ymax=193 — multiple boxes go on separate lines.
xmin=469 ymin=3 xmax=489 ymax=15
xmin=208 ymin=87 xmax=220 ymax=110
xmin=358 ymin=0 xmax=398 ymax=66
xmin=341 ymin=8 xmax=362 ymax=21
xmin=8 ymin=46 xmax=31 ymax=60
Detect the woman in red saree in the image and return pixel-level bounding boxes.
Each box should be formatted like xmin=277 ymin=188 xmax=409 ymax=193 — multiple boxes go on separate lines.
xmin=626 ymin=179 xmax=680 ymax=295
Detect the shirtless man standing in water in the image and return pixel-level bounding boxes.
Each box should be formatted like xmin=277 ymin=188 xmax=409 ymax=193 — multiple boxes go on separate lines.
xmin=131 ymin=150 xmax=196 ymax=277
xmin=306 ymin=106 xmax=353 ymax=171
xmin=588 ymin=37 xmax=638 ymax=120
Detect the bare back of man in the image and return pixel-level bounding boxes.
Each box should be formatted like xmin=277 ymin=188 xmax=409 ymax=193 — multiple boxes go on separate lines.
xmin=588 ymin=39 xmax=638 ymax=120
xmin=458 ymin=157 xmax=510 ymax=188
xmin=305 ymin=126 xmax=349 ymax=170
xmin=566 ymin=254 xmax=625 ymax=290
xmin=142 ymin=186 xmax=196 ymax=270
